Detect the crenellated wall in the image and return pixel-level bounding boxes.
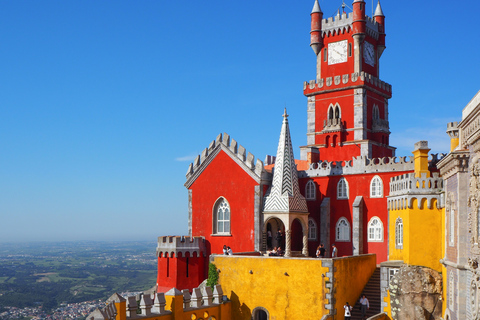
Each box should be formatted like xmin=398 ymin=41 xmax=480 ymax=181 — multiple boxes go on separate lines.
xmin=185 ymin=133 xmax=270 ymax=188
xmin=320 ymin=12 xmax=380 ymax=40
xmin=86 ymin=285 xmax=230 ymax=320
xmin=300 ymin=154 xmax=414 ymax=178
xmin=156 ymin=236 xmax=206 ymax=258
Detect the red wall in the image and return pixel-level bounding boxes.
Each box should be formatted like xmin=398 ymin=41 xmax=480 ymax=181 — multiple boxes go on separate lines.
xmin=299 ymin=169 xmax=412 ymax=264
xmin=190 ymin=150 xmax=259 ymax=256
xmin=156 ymin=252 xmax=205 ymax=293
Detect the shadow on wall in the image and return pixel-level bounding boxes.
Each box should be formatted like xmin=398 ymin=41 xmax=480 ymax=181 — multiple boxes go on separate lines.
xmin=229 ymin=291 xmax=251 ymax=320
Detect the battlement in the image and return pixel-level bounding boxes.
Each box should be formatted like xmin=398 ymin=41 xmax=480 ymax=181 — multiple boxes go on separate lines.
xmin=303 ymin=71 xmax=392 ymax=96
xmin=322 ymin=12 xmax=352 ymax=36
xmin=387 ymin=172 xmax=444 ymax=210
xmin=320 ymin=12 xmax=380 ymax=39
xmin=156 ymin=236 xmax=206 ymax=258
xmin=300 ymin=155 xmax=414 ymax=178
xmin=185 ymin=132 xmax=270 ymax=188
xmin=86 ymin=285 xmax=228 ymax=320
xmin=389 ymin=172 xmax=443 ymax=196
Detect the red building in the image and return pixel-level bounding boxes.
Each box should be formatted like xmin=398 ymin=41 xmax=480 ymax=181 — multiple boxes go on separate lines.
xmin=156 ymin=0 xmax=441 ymax=293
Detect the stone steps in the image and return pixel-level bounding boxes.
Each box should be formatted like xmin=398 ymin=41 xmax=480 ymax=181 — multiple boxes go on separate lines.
xmin=350 ymin=268 xmax=381 ymax=320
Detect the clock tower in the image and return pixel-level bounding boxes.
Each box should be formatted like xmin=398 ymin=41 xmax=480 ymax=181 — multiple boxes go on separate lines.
xmin=301 ymin=0 xmax=394 ymax=163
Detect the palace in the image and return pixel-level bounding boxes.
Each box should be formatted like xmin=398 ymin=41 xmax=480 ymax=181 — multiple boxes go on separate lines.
xmin=87 ymin=1 xmax=480 ymax=320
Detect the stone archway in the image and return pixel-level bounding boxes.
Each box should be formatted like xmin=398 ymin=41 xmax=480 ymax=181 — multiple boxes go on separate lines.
xmin=264 ymin=217 xmax=285 ymax=251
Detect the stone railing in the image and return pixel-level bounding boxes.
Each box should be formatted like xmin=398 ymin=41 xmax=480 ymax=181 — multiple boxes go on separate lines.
xmin=389 ymin=172 xmax=443 ymax=196
xmin=323 ymin=118 xmax=343 ymax=132
xmin=86 ymin=285 xmax=227 ymax=320
xmin=301 ymin=155 xmax=414 ymax=177
xmin=156 ymin=235 xmax=206 ymax=258
xmin=372 ymin=118 xmax=389 ymax=132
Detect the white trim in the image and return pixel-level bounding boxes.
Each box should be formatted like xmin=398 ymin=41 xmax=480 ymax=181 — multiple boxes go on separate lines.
xmin=335 ymin=217 xmax=351 ymax=242
xmin=367 ymin=216 xmax=383 ymax=242
xmin=370 ymin=175 xmax=383 ymax=198
xmin=212 ymin=197 xmax=231 ymax=235
xmin=337 ymin=178 xmax=349 ymax=199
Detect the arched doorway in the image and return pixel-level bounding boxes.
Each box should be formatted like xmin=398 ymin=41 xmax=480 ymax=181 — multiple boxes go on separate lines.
xmin=265 ymin=218 xmax=284 ymax=250
xmin=252 ymin=307 xmax=269 ymax=320
xmin=291 ymin=218 xmax=304 ymax=252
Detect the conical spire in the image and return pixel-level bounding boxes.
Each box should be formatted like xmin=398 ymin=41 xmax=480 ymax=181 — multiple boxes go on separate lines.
xmin=311 ymin=0 xmax=322 ymax=14
xmin=374 ymin=0 xmax=384 ymax=17
xmin=263 ymin=109 xmax=308 ymax=214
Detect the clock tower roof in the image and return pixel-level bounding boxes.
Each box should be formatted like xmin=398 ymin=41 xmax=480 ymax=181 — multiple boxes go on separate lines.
xmin=311 ymin=0 xmax=322 ymax=14
xmin=374 ymin=1 xmax=384 ymax=17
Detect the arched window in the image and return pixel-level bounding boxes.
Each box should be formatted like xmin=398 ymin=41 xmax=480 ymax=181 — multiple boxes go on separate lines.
xmin=328 ymin=106 xmax=334 ymax=120
xmin=308 ymin=218 xmax=317 ymax=240
xmin=305 ymin=180 xmax=316 ymax=200
xmin=373 ymin=105 xmax=380 ymax=120
xmin=213 ymin=198 xmax=230 ymax=235
xmin=337 ymin=178 xmax=349 ymax=199
xmin=334 ymin=106 xmax=340 ymax=119
xmin=336 ymin=217 xmax=350 ymax=241
xmin=252 ymin=307 xmax=269 ymax=320
xmin=395 ymin=218 xmax=403 ymax=248
xmin=370 ymin=176 xmax=383 ymax=198
xmin=367 ymin=217 xmax=383 ymax=242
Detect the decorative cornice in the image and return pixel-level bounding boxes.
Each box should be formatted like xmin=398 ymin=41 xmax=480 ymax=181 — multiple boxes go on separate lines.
xmin=437 ymin=150 xmax=470 ymax=179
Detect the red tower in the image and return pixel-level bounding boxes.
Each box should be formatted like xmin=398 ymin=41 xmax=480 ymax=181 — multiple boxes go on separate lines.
xmin=301 ymin=0 xmax=393 ymax=163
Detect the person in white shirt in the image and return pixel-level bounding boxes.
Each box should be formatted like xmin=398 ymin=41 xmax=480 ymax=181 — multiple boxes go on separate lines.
xmin=343 ymin=302 xmax=352 ymax=319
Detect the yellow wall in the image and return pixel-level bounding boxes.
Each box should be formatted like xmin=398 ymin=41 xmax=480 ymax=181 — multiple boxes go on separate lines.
xmin=389 ymin=198 xmax=443 ymax=272
xmin=213 ymin=254 xmax=376 ymax=320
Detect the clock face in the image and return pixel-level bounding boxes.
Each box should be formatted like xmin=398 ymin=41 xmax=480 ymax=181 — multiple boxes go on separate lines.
xmin=328 ymin=40 xmax=348 ymax=65
xmin=364 ymin=41 xmax=375 ymax=67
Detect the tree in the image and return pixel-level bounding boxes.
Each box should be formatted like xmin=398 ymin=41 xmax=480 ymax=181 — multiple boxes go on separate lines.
xmin=206 ymin=263 xmax=219 ymax=288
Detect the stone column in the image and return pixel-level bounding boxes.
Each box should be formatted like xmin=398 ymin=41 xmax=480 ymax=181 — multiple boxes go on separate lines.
xmin=352 ymin=196 xmax=364 ymax=256
xmin=285 ymin=230 xmax=292 ymax=257
xmin=302 ymin=229 xmax=309 ymax=256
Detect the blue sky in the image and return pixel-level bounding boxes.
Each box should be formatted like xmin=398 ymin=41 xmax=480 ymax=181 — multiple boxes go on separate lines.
xmin=0 ymin=1 xmax=478 ymax=242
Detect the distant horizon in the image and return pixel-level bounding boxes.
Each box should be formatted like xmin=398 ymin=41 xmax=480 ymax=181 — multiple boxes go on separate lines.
xmin=1 ymin=1 xmax=478 ymax=242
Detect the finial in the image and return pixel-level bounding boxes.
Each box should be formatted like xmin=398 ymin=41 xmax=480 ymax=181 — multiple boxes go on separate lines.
xmin=374 ymin=0 xmax=384 ymax=17
xmin=283 ymin=108 xmax=289 ymax=119
xmin=342 ymin=0 xmax=346 ymax=13
xmin=311 ymin=0 xmax=322 ymax=14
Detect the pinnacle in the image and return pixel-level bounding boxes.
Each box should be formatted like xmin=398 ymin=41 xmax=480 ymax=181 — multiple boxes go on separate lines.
xmin=374 ymin=0 xmax=384 ymax=17
xmin=311 ymin=0 xmax=322 ymax=14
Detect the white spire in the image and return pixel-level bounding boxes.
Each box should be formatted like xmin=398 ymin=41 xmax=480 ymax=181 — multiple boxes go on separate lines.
xmin=311 ymin=0 xmax=322 ymax=14
xmin=374 ymin=0 xmax=384 ymax=17
xmin=263 ymin=109 xmax=308 ymax=214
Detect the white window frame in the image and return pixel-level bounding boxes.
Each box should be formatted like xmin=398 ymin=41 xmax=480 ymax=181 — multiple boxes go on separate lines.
xmin=308 ymin=218 xmax=317 ymax=240
xmin=367 ymin=217 xmax=383 ymax=242
xmin=213 ymin=198 xmax=231 ymax=235
xmin=395 ymin=218 xmax=403 ymax=249
xmin=370 ymin=175 xmax=383 ymax=198
xmin=337 ymin=178 xmax=349 ymax=199
xmin=335 ymin=217 xmax=350 ymax=242
xmin=305 ymin=180 xmax=316 ymax=201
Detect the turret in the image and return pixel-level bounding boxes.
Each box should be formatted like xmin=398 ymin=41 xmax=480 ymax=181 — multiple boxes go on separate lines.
xmin=446 ymin=122 xmax=459 ymax=152
xmin=352 ymin=0 xmax=366 ymax=73
xmin=374 ymin=1 xmax=386 ymax=58
xmin=412 ymin=141 xmax=431 ymax=178
xmin=310 ymin=0 xmax=323 ymax=55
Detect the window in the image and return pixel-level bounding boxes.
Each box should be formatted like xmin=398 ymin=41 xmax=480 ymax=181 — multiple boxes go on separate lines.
xmin=449 ymin=207 xmax=455 ymax=246
xmin=308 ymin=219 xmax=317 ymax=240
xmin=348 ymin=43 xmax=352 ymax=57
xmin=449 ymin=271 xmax=454 ymax=308
xmin=323 ymin=48 xmax=327 ymax=62
xmin=395 ymin=218 xmax=403 ymax=248
xmin=337 ymin=178 xmax=349 ymax=199
xmin=367 ymin=217 xmax=383 ymax=242
xmin=370 ymin=176 xmax=383 ymax=198
xmin=336 ymin=217 xmax=350 ymax=241
xmin=213 ymin=198 xmax=230 ymax=235
xmin=373 ymin=105 xmax=380 ymax=120
xmin=305 ymin=180 xmax=316 ymax=200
